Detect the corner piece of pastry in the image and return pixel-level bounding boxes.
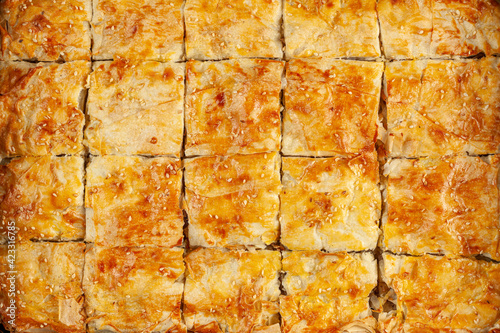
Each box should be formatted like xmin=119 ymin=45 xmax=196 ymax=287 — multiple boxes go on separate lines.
xmin=380 ymin=253 xmax=500 ymax=332
xmin=0 ymin=0 xmax=91 ymax=61
xmin=378 ymin=0 xmax=500 ymax=59
xmin=0 ymin=242 xmax=86 ymax=332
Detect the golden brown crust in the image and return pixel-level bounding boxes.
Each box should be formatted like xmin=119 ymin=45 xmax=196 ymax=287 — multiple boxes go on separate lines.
xmin=280 ymin=150 xmax=381 ymax=252
xmin=383 ymin=155 xmax=500 ymax=260
xmin=85 ymin=59 xmax=184 ymax=156
xmin=0 ymin=0 xmax=91 ymax=61
xmin=185 ymin=59 xmax=283 ymax=157
xmin=92 ymin=0 xmax=183 ymax=61
xmin=431 ymin=0 xmax=500 ymax=58
xmin=184 ymin=153 xmax=281 ymax=248
xmin=84 ymin=246 xmax=185 ymax=333
xmin=85 ymin=155 xmax=183 ymax=248
xmin=386 ymin=57 xmax=500 ymax=157
xmin=184 ymin=0 xmax=282 ymax=60
xmin=378 ymin=0 xmax=500 ymax=59
xmin=0 ymin=156 xmax=85 ymax=242
xmin=184 ymin=248 xmax=281 ymax=333
xmin=284 ymin=0 xmax=380 ymax=59
xmin=0 ymin=61 xmax=90 ymax=157
xmin=381 ymin=254 xmax=500 ymax=332
xmin=283 ymin=59 xmax=383 ymax=156
xmin=280 ymin=251 xmax=377 ymax=333
xmin=0 ymin=242 xmax=86 ymax=333
xmin=377 ymin=0 xmax=432 ymax=59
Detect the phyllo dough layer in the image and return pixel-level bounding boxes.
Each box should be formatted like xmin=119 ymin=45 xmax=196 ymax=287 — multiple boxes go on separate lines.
xmin=0 ymin=0 xmax=91 ymax=61
xmin=185 ymin=59 xmax=283 ymax=157
xmin=386 ymin=57 xmax=500 ymax=157
xmin=85 ymin=155 xmax=183 ymax=248
xmin=91 ymin=0 xmax=183 ymax=61
xmin=184 ymin=153 xmax=281 ymax=248
xmin=0 ymin=61 xmax=90 ymax=157
xmin=281 ymin=251 xmax=377 ymax=333
xmin=284 ymin=0 xmax=380 ymax=59
xmin=84 ymin=246 xmax=185 ymax=333
xmin=184 ymin=0 xmax=282 ymax=60
xmin=381 ymin=253 xmax=500 ymax=332
xmin=383 ymin=155 xmax=500 ymax=260
xmin=184 ymin=248 xmax=281 ymax=333
xmin=281 ymin=150 xmax=381 ymax=252
xmin=378 ymin=0 xmax=500 ymax=59
xmin=0 ymin=156 xmax=85 ymax=242
xmin=85 ymin=59 xmax=184 ymax=157
xmin=283 ymin=59 xmax=383 ymax=156
xmin=0 ymin=242 xmax=86 ymax=332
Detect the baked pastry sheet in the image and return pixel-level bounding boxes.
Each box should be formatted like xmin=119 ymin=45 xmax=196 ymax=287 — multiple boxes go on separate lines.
xmin=0 ymin=61 xmax=90 ymax=157
xmin=185 ymin=59 xmax=283 ymax=157
xmin=381 ymin=253 xmax=500 ymax=332
xmin=284 ymin=0 xmax=380 ymax=59
xmin=0 ymin=0 xmax=91 ymax=61
xmin=383 ymin=155 xmax=500 ymax=260
xmin=85 ymin=155 xmax=183 ymax=248
xmin=185 ymin=0 xmax=282 ymax=60
xmin=85 ymin=59 xmax=184 ymax=157
xmin=378 ymin=0 xmax=500 ymax=59
xmin=281 ymin=251 xmax=377 ymax=333
xmin=92 ymin=0 xmax=184 ymax=61
xmin=280 ymin=150 xmax=381 ymax=252
xmin=184 ymin=153 xmax=281 ymax=248
xmin=0 ymin=1 xmax=498 ymax=332
xmin=84 ymin=245 xmax=185 ymax=333
xmin=0 ymin=156 xmax=85 ymax=242
xmin=283 ymin=59 xmax=383 ymax=156
xmin=0 ymin=242 xmax=86 ymax=332
xmin=184 ymin=248 xmax=281 ymax=333
xmin=386 ymin=57 xmax=500 ymax=157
